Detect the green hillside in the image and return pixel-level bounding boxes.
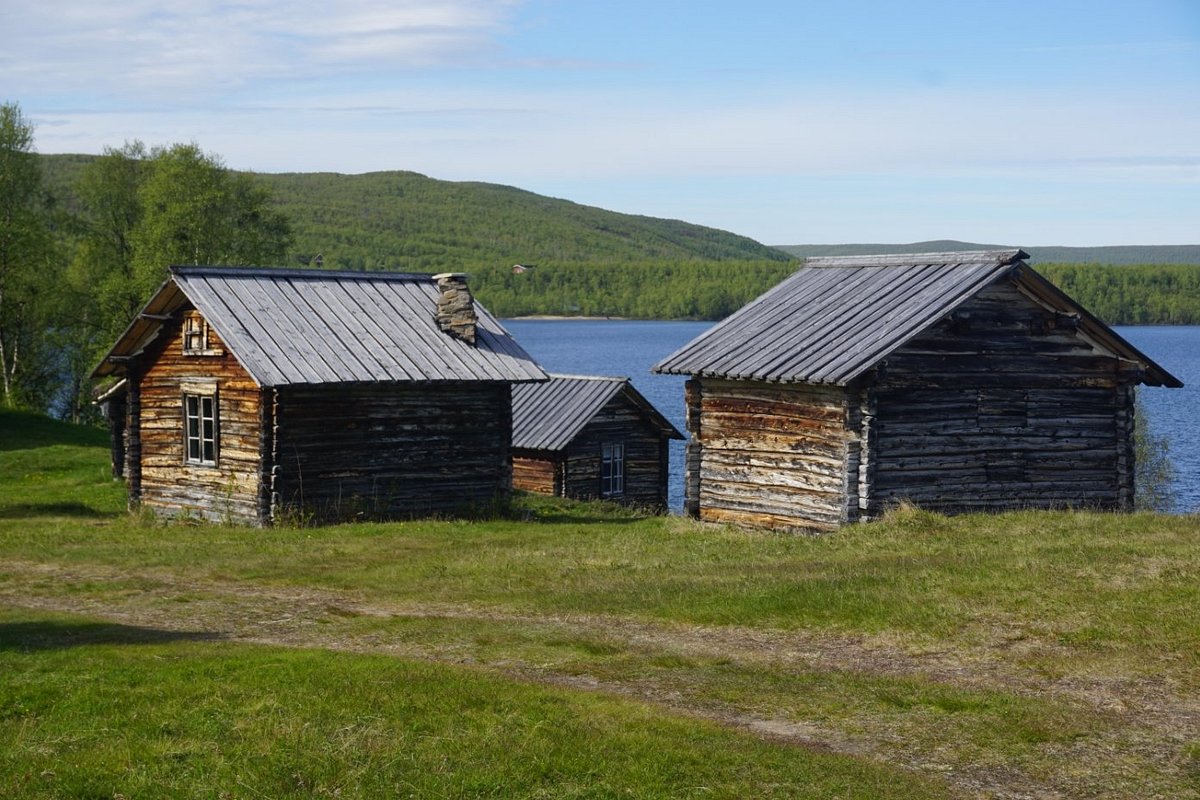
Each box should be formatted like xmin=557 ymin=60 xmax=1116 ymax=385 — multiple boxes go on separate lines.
xmin=262 ymin=171 xmax=792 ymax=271
xmin=775 ymin=240 xmax=1200 ymax=265
xmin=37 ymin=154 xmax=1200 ymax=325
xmin=40 ymin=154 xmax=791 ymax=271
xmin=42 ymin=156 xmax=1198 ymax=270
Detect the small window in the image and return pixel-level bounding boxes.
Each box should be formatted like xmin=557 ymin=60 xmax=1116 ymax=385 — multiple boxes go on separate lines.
xmin=183 ymin=313 xmax=208 ymax=353
xmin=601 ymin=442 xmax=624 ymax=497
xmin=184 ymin=392 xmax=218 ymax=465
xmin=182 ymin=312 xmax=223 ymax=355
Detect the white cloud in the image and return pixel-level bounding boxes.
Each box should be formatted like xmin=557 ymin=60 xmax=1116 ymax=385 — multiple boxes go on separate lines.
xmin=7 ymin=1 xmax=1197 ymax=245
xmin=23 ymin=82 xmax=1200 ymax=190
xmin=1 ymin=0 xmax=522 ymax=99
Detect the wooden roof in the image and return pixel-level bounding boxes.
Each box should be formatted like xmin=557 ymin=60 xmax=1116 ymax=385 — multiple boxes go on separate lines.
xmin=93 ymin=266 xmax=548 ymax=386
xmin=511 ymin=374 xmax=683 ymax=451
xmin=654 ymin=250 xmax=1181 ymax=388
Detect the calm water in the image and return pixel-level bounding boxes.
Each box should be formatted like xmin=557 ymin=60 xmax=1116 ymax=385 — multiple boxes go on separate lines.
xmin=1115 ymin=326 xmax=1200 ymax=512
xmin=504 ymin=320 xmax=1199 ymax=514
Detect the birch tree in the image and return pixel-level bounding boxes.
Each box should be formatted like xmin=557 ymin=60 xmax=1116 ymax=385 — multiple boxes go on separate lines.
xmin=0 ymin=102 xmax=54 ymax=408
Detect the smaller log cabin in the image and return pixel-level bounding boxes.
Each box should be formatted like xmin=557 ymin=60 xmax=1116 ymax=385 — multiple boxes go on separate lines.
xmin=92 ymin=267 xmax=547 ymax=525
xmin=654 ymin=250 xmax=1182 ymax=532
xmin=511 ymin=374 xmax=683 ymax=510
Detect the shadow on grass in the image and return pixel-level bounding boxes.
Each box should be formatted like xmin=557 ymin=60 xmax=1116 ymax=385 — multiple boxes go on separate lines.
xmin=0 ymin=620 xmax=225 ymax=652
xmin=0 ymin=413 xmax=109 ymax=452
xmin=0 ymin=502 xmax=117 ymax=520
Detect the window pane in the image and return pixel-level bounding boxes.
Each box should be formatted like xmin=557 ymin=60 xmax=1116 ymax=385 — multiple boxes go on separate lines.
xmin=613 ymin=444 xmax=624 ymax=494
xmin=601 ymin=442 xmax=623 ymax=497
xmin=184 ymin=392 xmax=217 ymax=465
xmin=185 ymin=395 xmax=199 ymax=461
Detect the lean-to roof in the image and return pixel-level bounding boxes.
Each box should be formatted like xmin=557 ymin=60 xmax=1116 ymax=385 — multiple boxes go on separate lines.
xmin=653 ymin=250 xmax=1181 ymax=388
xmin=93 ymin=266 xmax=548 ymax=385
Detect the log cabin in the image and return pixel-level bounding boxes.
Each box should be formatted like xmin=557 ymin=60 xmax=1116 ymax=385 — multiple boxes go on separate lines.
xmin=93 ymin=267 xmax=547 ymax=525
xmin=653 ymin=250 xmax=1182 ymax=532
xmin=510 ymin=374 xmax=683 ymax=510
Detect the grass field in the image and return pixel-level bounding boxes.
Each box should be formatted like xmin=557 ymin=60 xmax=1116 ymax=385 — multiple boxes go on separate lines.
xmin=1 ymin=408 xmax=1198 ymax=798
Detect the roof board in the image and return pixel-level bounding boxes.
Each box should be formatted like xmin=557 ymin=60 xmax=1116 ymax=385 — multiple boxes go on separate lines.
xmin=511 ymin=374 xmax=683 ymax=451
xmin=93 ymin=266 xmax=548 ymax=385
xmin=653 ymin=250 xmax=1181 ymax=388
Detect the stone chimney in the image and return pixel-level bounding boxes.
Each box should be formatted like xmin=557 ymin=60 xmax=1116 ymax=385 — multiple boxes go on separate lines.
xmin=433 ymin=273 xmax=477 ymax=345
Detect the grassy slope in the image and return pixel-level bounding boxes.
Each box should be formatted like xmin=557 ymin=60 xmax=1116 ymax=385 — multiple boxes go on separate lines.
xmin=3 ymin=410 xmax=1199 ymax=797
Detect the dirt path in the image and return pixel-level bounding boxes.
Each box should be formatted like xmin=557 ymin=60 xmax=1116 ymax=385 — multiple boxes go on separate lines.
xmin=3 ymin=559 xmax=1197 ymax=799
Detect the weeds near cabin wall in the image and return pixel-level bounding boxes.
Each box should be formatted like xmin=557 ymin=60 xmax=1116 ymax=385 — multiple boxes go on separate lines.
xmin=1135 ymin=393 xmax=1174 ymax=511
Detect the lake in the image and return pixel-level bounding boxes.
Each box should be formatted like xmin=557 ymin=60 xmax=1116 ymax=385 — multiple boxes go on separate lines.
xmin=504 ymin=319 xmax=1199 ymax=514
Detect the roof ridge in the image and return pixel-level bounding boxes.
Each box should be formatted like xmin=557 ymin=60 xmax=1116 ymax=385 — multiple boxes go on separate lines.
xmin=545 ymin=372 xmax=629 ymax=382
xmin=803 ymin=249 xmax=1028 ymax=268
xmin=170 ymin=265 xmax=434 ymax=281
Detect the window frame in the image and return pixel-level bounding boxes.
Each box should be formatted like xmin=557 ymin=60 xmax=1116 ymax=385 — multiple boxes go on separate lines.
xmin=181 ymin=311 xmax=223 ymax=356
xmin=600 ymin=441 xmax=625 ymax=497
xmin=182 ymin=387 xmax=219 ymax=467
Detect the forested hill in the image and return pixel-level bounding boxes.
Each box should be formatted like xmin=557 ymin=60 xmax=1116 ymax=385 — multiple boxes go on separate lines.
xmin=776 ymin=240 xmax=1200 ymax=265
xmin=40 ymin=154 xmax=790 ymax=270
xmin=262 ymin=171 xmax=793 ymax=269
xmin=37 ymin=154 xmax=1200 ymax=325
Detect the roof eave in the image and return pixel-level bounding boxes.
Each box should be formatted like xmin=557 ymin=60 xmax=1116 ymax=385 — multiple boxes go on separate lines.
xmin=1013 ymin=265 xmax=1183 ymax=388
xmin=89 ymin=276 xmax=181 ymax=380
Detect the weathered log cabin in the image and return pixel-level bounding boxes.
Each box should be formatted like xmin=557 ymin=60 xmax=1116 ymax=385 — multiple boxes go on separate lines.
xmin=511 ymin=374 xmax=683 ymax=510
xmin=653 ymin=250 xmax=1182 ymax=532
xmin=93 ymin=267 xmax=547 ymax=525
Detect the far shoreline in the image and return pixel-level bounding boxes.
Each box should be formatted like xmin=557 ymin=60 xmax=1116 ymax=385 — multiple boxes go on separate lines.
xmin=507 ymin=315 xmax=631 ymax=321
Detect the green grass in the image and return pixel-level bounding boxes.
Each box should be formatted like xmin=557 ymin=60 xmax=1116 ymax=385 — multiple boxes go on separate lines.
xmin=2 ymin=408 xmax=1199 ymax=797
xmin=1 ymin=610 xmax=941 ymax=799
xmin=0 ymin=409 xmax=123 ymax=521
xmin=5 ymin=490 xmax=1195 ymax=686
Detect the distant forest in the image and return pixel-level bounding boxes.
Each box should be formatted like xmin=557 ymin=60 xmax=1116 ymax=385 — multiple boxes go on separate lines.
xmin=1036 ymin=263 xmax=1200 ymax=325
xmin=154 ymin=167 xmax=1200 ymax=326
xmin=40 ymin=154 xmax=1200 ymax=325
xmin=474 ymin=261 xmax=1200 ymax=325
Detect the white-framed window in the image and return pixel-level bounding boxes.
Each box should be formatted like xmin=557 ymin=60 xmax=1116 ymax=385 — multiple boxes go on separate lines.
xmin=601 ymin=442 xmax=624 ymax=497
xmin=183 ymin=391 xmax=218 ymax=465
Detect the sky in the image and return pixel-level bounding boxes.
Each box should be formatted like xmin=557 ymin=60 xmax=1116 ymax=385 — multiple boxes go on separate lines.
xmin=4 ymin=0 xmax=1199 ymax=246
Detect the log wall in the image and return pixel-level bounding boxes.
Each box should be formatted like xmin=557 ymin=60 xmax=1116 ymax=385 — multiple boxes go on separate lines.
xmin=273 ymin=382 xmax=512 ymax=521
xmin=868 ymin=280 xmax=1136 ymax=513
xmin=512 ymin=452 xmax=560 ymax=495
xmin=690 ymin=378 xmax=850 ymax=531
xmin=134 ymin=311 xmax=263 ymax=523
xmin=560 ymin=393 xmax=672 ymax=510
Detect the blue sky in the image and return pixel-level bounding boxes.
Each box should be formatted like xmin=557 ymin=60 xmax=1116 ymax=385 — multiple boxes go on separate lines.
xmin=4 ymin=0 xmax=1198 ymax=246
